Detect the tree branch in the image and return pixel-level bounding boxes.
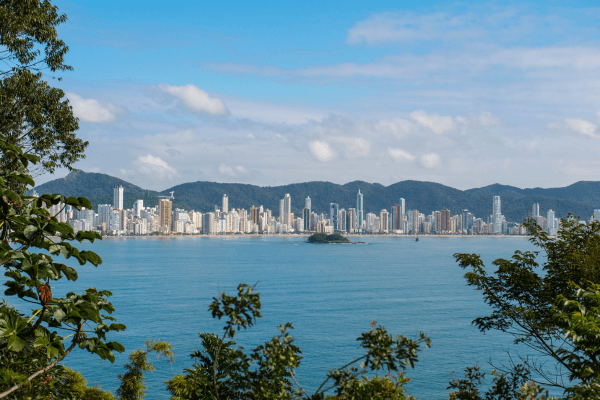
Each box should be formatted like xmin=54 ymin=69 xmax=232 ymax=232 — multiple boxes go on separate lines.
xmin=0 ymin=324 xmax=82 ymax=398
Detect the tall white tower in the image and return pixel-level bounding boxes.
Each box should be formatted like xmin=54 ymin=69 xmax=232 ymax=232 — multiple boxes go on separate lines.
xmin=113 ymin=185 xmax=124 ymax=210
xmin=222 ymin=194 xmax=229 ymax=213
xmin=399 ymin=198 xmax=405 ymax=216
xmin=284 ymin=193 xmax=292 ymax=226
xmin=357 ymin=190 xmax=364 ymax=231
xmin=492 ymin=196 xmax=502 ymax=234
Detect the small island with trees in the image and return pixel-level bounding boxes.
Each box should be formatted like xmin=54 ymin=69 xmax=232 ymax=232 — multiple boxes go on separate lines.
xmin=307 ymin=233 xmax=352 ymax=244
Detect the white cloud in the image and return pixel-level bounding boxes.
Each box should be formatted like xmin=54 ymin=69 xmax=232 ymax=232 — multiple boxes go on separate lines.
xmin=309 ymin=141 xmax=336 ymax=161
xmin=219 ymin=164 xmax=249 ymax=177
xmin=134 ymin=155 xmax=178 ymax=177
xmin=410 ymin=110 xmax=454 ymax=134
xmin=67 ymin=92 xmax=124 ymax=123
xmin=377 ymin=118 xmax=413 ymax=137
xmin=388 ymin=148 xmax=416 ymax=162
xmin=347 ymin=12 xmax=462 ymax=44
xmin=565 ymin=118 xmax=598 ymax=138
xmin=158 ymin=83 xmax=228 ymax=115
xmin=331 ymin=137 xmax=371 ymax=158
xmin=420 ymin=153 xmax=441 ymax=168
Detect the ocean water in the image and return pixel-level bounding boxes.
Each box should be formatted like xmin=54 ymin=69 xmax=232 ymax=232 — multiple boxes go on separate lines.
xmin=19 ymin=236 xmax=546 ymax=398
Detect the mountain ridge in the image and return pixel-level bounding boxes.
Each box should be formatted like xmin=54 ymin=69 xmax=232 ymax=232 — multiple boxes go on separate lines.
xmin=32 ymin=170 xmax=600 ymax=223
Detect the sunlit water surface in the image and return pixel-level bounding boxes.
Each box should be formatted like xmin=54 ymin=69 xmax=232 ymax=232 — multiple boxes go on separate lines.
xmin=12 ymin=236 xmax=552 ymax=398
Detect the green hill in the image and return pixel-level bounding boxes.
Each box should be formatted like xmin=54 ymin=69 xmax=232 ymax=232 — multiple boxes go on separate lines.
xmin=32 ymin=170 xmax=599 ymax=222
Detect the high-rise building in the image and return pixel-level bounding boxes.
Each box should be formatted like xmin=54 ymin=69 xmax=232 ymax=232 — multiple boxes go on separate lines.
xmin=303 ymin=207 xmax=311 ymax=231
xmin=548 ymin=209 xmax=557 ymax=235
xmin=462 ymin=209 xmax=470 ymax=234
xmin=330 ymin=203 xmax=339 ymax=230
xmin=283 ymin=194 xmax=292 ymax=227
xmin=531 ymin=203 xmax=540 ymax=218
xmin=380 ymin=209 xmax=389 ymax=233
xmin=441 ymin=209 xmax=451 ymax=233
xmin=493 ymin=196 xmax=502 ymax=234
xmin=98 ymin=204 xmax=112 ymax=226
xmin=338 ymin=208 xmax=347 ymax=232
xmin=391 ymin=204 xmax=400 ymax=231
xmin=159 ymin=199 xmax=172 ymax=232
xmin=134 ymin=199 xmax=144 ymax=217
xmin=113 ymin=185 xmax=124 ymax=210
xmin=250 ymin=206 xmax=259 ymax=225
xmin=357 ymin=190 xmax=364 ymax=231
xmin=412 ymin=209 xmax=420 ymax=234
xmin=347 ymin=208 xmax=356 ymax=232
xmin=305 ymin=196 xmax=311 ymax=210
xmin=399 ymin=198 xmax=405 ymax=216
xmin=279 ymin=199 xmax=285 ymax=223
xmin=202 ymin=212 xmax=215 ymax=234
xmin=222 ymin=194 xmax=229 ymax=213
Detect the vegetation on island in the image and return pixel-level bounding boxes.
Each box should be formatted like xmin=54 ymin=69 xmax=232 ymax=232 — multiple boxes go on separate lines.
xmin=3 ymin=1 xmax=600 ymax=399
xmin=307 ymin=233 xmax=351 ymax=244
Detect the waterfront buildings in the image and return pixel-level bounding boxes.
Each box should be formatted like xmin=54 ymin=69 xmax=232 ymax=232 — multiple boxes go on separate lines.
xmin=58 ymin=184 xmax=575 ymax=237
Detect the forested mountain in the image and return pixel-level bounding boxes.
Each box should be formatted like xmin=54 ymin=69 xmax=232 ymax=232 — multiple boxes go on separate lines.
xmin=33 ymin=170 xmax=600 ymax=222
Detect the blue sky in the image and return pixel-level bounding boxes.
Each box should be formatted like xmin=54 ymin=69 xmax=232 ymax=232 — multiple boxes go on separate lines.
xmin=46 ymin=0 xmax=600 ymax=190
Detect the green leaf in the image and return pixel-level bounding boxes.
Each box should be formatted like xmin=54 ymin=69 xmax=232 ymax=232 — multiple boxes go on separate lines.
xmin=47 ymin=345 xmax=60 ymax=359
xmin=52 ymin=309 xmax=66 ymax=323
xmin=23 ymin=225 xmax=37 ymax=240
xmin=107 ymin=341 xmax=125 ymax=353
xmin=7 ymin=334 xmax=26 ymax=352
xmin=77 ymin=197 xmax=92 ymax=210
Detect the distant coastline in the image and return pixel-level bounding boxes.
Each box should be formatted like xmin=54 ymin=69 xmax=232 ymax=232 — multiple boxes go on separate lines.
xmin=101 ymin=234 xmax=533 ymax=239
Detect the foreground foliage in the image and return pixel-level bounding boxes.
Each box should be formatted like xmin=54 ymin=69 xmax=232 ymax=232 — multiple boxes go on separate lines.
xmin=454 ymin=216 xmax=600 ymax=397
xmin=164 ymin=283 xmax=429 ymax=399
xmin=0 ymin=139 xmax=125 ymax=398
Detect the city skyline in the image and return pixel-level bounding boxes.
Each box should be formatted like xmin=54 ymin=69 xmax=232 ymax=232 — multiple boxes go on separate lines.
xmin=52 ymin=183 xmax=571 ymax=237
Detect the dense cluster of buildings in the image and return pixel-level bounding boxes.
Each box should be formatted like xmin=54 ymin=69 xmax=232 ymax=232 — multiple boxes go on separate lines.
xmin=40 ymin=185 xmax=583 ymax=236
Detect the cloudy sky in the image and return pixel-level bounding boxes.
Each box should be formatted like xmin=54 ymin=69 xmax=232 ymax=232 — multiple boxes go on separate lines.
xmin=48 ymin=0 xmax=600 ymax=190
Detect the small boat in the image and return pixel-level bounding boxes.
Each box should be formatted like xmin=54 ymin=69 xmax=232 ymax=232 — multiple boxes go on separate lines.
xmin=415 ymin=236 xmax=419 ymax=242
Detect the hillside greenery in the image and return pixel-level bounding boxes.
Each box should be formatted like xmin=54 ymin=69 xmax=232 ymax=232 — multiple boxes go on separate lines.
xmin=34 ymin=170 xmax=599 ymax=222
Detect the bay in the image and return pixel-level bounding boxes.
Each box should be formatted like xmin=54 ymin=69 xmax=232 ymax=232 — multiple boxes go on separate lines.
xmin=28 ymin=236 xmax=545 ymax=398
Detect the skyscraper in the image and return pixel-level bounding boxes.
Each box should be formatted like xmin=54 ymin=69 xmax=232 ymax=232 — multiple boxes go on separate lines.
xmin=338 ymin=208 xmax=347 ymax=232
xmin=222 ymin=194 xmax=229 ymax=213
xmin=303 ymin=207 xmax=311 ymax=231
xmin=113 ymin=185 xmax=123 ymax=210
xmin=250 ymin=206 xmax=259 ymax=225
xmin=357 ymin=189 xmax=364 ymax=231
xmin=531 ymin=203 xmax=540 ymax=218
xmin=159 ymin=199 xmax=172 ymax=232
xmin=441 ymin=209 xmax=451 ymax=233
xmin=492 ymin=196 xmax=502 ymax=234
xmin=305 ymin=196 xmax=311 ymax=210
xmin=462 ymin=209 xmax=470 ymax=234
xmin=399 ymin=198 xmax=405 ymax=216
xmin=548 ymin=209 xmax=557 ymax=235
xmin=330 ymin=203 xmax=339 ymax=230
xmin=134 ymin=199 xmax=144 ymax=217
xmin=391 ymin=204 xmax=400 ymax=230
xmin=284 ymin=194 xmax=292 ymax=227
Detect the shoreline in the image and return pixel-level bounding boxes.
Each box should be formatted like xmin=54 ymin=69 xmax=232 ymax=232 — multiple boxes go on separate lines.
xmin=101 ymin=234 xmax=533 ymax=239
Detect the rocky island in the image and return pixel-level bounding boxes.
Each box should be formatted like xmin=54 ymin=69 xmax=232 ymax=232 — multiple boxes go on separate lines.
xmin=307 ymin=233 xmax=351 ymax=244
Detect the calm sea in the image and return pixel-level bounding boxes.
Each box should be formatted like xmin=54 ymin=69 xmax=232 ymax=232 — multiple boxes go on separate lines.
xmin=22 ymin=236 xmax=548 ymax=398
